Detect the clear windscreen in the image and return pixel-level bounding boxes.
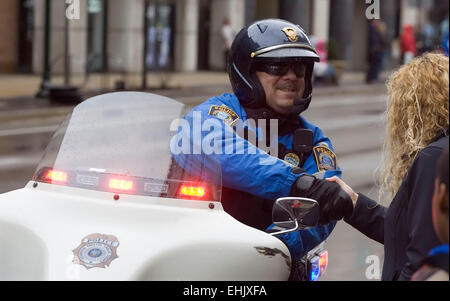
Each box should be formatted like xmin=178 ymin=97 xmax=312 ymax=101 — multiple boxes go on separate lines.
xmin=32 ymin=92 xmax=221 ymax=202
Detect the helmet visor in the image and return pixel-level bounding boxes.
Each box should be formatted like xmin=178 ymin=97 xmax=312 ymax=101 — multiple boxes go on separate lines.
xmin=256 ymin=47 xmax=320 ymax=62
xmin=253 ymin=61 xmax=307 ymax=78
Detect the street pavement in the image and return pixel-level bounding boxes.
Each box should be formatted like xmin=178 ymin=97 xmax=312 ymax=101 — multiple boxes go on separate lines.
xmin=0 ymin=72 xmax=388 ymax=281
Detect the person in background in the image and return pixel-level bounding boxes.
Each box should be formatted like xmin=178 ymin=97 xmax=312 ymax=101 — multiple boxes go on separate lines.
xmin=440 ymin=15 xmax=449 ymax=42
xmin=401 ymin=25 xmax=418 ymax=64
xmin=420 ymin=22 xmax=437 ymax=54
xmin=411 ymin=146 xmax=449 ymax=281
xmin=321 ymin=53 xmax=449 ymax=281
xmin=442 ymin=32 xmax=449 ymax=57
xmin=366 ymin=20 xmax=387 ymax=84
xmin=221 ymin=18 xmax=234 ymax=70
xmin=310 ymin=37 xmax=338 ymax=86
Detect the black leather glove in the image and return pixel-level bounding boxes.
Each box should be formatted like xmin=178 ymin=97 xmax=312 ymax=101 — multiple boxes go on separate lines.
xmin=291 ymin=174 xmax=354 ymax=225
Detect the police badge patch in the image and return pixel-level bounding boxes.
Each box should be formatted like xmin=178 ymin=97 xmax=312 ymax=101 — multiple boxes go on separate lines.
xmin=73 ymin=233 xmax=120 ymax=269
xmin=313 ymin=145 xmax=337 ymax=171
xmin=284 ymin=153 xmax=300 ymax=167
xmin=208 ymin=105 xmax=240 ymax=127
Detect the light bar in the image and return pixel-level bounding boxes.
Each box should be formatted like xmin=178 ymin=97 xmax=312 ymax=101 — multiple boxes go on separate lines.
xmin=109 ymin=179 xmax=134 ymax=191
xmin=319 ymin=251 xmax=329 ymax=276
xmin=180 ymin=186 xmax=206 ymax=198
xmin=45 ymin=170 xmax=68 ymax=183
xmin=309 ymin=256 xmax=321 ymax=281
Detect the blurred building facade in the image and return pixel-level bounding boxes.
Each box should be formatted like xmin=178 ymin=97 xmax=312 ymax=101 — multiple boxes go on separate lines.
xmin=1 ymin=0 xmax=448 ymax=75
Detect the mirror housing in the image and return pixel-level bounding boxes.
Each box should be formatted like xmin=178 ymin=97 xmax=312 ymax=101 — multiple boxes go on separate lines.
xmin=270 ymin=197 xmax=319 ymax=236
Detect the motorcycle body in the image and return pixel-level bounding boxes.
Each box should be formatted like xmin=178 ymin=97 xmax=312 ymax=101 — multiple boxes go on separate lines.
xmin=0 ymin=92 xmax=327 ymax=281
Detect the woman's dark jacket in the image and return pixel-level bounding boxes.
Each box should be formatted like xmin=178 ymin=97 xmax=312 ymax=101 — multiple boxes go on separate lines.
xmin=345 ymin=134 xmax=449 ymax=281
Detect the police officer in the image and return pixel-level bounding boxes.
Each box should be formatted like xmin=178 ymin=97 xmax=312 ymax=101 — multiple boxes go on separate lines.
xmin=172 ymin=19 xmax=353 ymax=265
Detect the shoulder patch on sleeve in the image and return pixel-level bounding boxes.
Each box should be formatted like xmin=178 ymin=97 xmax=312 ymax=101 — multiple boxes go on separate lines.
xmin=317 ymin=141 xmax=329 ymax=147
xmin=313 ymin=145 xmax=337 ymax=171
xmin=208 ymin=105 xmax=240 ymax=126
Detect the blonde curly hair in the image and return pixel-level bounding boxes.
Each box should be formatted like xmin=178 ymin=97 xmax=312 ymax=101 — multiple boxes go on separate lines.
xmin=378 ymin=52 xmax=449 ymax=201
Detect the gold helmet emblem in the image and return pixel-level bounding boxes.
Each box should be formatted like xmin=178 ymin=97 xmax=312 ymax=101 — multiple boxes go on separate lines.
xmin=281 ymin=27 xmax=298 ymax=42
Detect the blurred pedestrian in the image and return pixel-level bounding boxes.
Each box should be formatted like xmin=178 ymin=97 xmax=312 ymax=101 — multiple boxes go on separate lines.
xmin=420 ymin=22 xmax=437 ymax=54
xmin=440 ymin=15 xmax=449 ymax=42
xmin=310 ymin=37 xmax=338 ymax=86
xmin=321 ymin=53 xmax=449 ymax=281
xmin=412 ymin=146 xmax=449 ymax=281
xmin=221 ymin=18 xmax=234 ymax=71
xmin=401 ymin=25 xmax=417 ymax=64
xmin=439 ymin=16 xmax=449 ymax=57
xmin=442 ymin=32 xmax=449 ymax=57
xmin=366 ymin=20 xmax=387 ymax=84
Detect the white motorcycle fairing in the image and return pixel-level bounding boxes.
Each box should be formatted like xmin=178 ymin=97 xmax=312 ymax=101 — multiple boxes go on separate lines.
xmin=0 ymin=92 xmax=291 ymax=281
xmin=0 ymin=182 xmax=290 ymax=281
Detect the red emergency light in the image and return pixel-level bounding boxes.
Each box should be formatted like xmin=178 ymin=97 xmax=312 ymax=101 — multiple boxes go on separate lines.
xmin=180 ymin=185 xmax=206 ymax=198
xmin=319 ymin=250 xmax=329 ymax=275
xmin=109 ymin=179 xmax=134 ymax=191
xmin=44 ymin=170 xmax=68 ymax=184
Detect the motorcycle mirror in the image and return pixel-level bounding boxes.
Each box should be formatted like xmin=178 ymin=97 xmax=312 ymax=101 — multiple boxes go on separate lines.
xmin=270 ymin=197 xmax=319 ymax=236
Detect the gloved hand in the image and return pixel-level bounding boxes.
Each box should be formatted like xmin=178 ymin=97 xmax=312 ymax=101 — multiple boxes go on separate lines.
xmin=290 ymin=174 xmax=354 ymax=225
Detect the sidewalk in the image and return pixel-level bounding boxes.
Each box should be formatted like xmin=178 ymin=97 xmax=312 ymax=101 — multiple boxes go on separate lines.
xmin=0 ymin=71 xmax=388 ymax=124
xmin=0 ymin=72 xmax=231 ymax=100
xmin=0 ymin=70 xmax=388 ymax=99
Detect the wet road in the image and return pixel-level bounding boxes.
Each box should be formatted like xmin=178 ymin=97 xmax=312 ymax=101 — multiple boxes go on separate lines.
xmin=303 ymin=91 xmax=386 ymax=281
xmin=0 ymin=85 xmax=387 ymax=280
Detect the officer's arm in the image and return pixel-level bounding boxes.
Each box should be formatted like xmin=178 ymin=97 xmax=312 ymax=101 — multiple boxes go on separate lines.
xmin=171 ymin=107 xmax=303 ymax=200
xmin=277 ymin=132 xmax=344 ymax=259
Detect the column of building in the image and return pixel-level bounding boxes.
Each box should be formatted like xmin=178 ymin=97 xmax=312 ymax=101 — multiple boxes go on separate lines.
xmin=279 ymin=0 xmax=312 ymax=33
xmin=107 ymin=0 xmax=143 ymax=74
xmin=400 ymin=0 xmax=421 ymax=28
xmin=69 ymin=0 xmax=88 ymax=75
xmin=175 ymin=0 xmax=199 ymax=72
xmin=33 ymin=0 xmax=88 ymax=76
xmin=311 ymin=0 xmax=330 ymax=43
xmin=0 ymin=0 xmax=18 ymax=73
xmin=328 ymin=0 xmax=353 ymax=63
xmin=209 ymin=0 xmax=245 ymax=70
xmin=350 ymin=0 xmax=369 ymax=71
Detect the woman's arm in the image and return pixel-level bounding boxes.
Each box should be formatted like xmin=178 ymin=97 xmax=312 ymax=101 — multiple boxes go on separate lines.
xmin=327 ymin=176 xmax=387 ymax=244
xmin=345 ymin=193 xmax=387 ymax=244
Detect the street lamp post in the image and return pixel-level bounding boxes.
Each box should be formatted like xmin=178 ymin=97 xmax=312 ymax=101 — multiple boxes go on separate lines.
xmin=64 ymin=2 xmax=71 ymax=86
xmin=36 ymin=0 xmax=52 ymax=98
xmin=142 ymin=0 xmax=149 ymax=90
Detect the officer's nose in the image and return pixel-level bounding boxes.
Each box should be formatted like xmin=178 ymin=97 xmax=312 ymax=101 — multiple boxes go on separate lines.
xmin=282 ymin=68 xmax=298 ymax=80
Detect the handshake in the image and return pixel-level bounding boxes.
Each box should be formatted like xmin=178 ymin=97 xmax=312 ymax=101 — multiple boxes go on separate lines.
xmin=291 ymin=174 xmax=356 ymax=225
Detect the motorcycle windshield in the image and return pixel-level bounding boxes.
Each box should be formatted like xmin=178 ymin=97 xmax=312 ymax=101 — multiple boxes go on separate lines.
xmin=32 ymin=92 xmax=222 ymax=202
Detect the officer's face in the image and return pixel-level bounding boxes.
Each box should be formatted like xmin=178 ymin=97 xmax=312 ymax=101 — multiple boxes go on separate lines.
xmin=256 ymin=64 xmax=306 ymax=115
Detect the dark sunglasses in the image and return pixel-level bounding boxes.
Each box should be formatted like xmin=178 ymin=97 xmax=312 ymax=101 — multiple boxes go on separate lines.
xmin=253 ymin=62 xmax=307 ymax=78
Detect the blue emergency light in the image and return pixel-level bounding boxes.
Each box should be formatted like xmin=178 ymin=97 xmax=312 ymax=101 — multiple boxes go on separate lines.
xmin=308 ymin=256 xmax=321 ymax=281
xmin=307 ymin=250 xmax=328 ymax=281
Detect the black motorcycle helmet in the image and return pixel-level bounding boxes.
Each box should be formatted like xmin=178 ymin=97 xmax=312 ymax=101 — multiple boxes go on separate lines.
xmin=228 ymin=19 xmax=320 ymax=114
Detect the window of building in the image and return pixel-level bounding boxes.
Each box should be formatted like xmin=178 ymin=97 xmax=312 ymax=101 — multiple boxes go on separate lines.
xmin=87 ymin=0 xmax=107 ymax=72
xmin=145 ymin=1 xmax=175 ymax=71
xmin=18 ymin=0 xmax=34 ymax=73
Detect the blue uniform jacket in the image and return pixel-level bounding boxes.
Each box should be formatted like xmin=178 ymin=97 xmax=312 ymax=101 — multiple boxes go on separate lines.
xmin=171 ymin=93 xmax=342 ymax=259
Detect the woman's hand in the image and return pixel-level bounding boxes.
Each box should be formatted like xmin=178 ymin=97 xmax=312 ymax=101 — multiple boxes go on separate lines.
xmin=326 ymin=176 xmax=359 ymax=207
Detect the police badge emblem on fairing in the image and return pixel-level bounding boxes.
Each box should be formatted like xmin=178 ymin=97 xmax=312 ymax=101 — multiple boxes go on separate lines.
xmin=73 ymin=233 xmax=120 ymax=269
